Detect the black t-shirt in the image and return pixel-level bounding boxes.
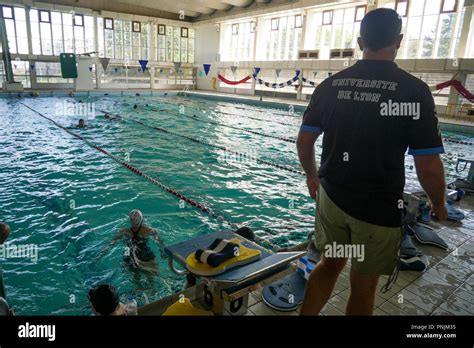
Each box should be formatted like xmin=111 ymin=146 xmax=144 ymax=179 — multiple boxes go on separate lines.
xmin=301 ymin=60 xmax=444 ymax=227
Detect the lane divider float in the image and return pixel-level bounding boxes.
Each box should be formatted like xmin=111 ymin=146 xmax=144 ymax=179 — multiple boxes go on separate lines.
xmin=102 ymin=109 xmax=306 ymax=177
xmin=142 ymin=102 xmax=297 ymax=127
xmin=139 ymin=105 xmax=298 ymax=144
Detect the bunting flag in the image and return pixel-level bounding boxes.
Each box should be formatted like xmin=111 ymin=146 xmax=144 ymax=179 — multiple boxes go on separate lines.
xmin=88 ymin=66 xmax=93 ymax=72
xmin=302 ymin=77 xmax=317 ymax=87
xmin=203 ymin=64 xmax=211 ymax=76
xmin=199 ymin=70 xmax=204 ymax=78
xmin=99 ymin=58 xmax=110 ymax=71
xmin=138 ymin=60 xmax=149 ymax=72
xmin=430 ymin=80 xmax=474 ymax=103
xmin=254 ymin=67 xmax=261 ymax=76
xmin=252 ymin=70 xmax=301 ymax=89
xmin=230 ymin=65 xmax=238 ymax=74
xmin=217 ymin=74 xmax=252 ymax=85
xmin=30 ymin=64 xmax=35 ymax=70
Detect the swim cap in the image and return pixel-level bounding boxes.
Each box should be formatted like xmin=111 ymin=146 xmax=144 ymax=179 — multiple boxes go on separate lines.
xmin=88 ymin=284 xmax=120 ymax=316
xmin=129 ymin=209 xmax=143 ymax=227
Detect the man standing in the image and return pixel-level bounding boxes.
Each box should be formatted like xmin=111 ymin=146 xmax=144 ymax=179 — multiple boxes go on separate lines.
xmin=297 ymin=8 xmax=448 ymax=315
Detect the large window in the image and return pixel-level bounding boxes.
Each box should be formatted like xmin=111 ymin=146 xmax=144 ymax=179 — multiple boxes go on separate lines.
xmin=1 ymin=6 xmax=29 ymax=54
xmin=256 ymin=14 xmax=303 ymax=61
xmin=220 ymin=21 xmax=255 ymax=61
xmin=30 ymin=9 xmax=94 ymax=56
xmin=306 ymin=6 xmax=363 ymax=59
xmin=35 ymin=62 xmax=71 ymax=83
xmin=98 ymin=18 xmax=150 ymax=60
xmin=154 ymin=24 xmax=194 ymax=63
xmin=385 ymin=0 xmax=465 ymax=59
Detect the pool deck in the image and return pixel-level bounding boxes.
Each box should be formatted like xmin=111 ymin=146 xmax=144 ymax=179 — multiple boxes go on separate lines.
xmin=138 ymin=194 xmax=474 ymax=316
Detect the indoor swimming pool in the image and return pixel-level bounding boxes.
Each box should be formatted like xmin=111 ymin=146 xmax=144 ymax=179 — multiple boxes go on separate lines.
xmin=1 ymin=93 xmax=473 ymax=315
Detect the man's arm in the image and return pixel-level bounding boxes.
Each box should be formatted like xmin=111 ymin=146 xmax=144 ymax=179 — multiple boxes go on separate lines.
xmin=297 ymin=130 xmax=321 ymax=199
xmin=408 ymin=84 xmax=447 ymax=220
xmin=414 ymin=155 xmax=448 ymax=220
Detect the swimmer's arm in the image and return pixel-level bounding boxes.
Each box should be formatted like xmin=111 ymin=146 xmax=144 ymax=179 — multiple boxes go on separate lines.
xmin=95 ymin=229 xmax=127 ymax=260
xmin=150 ymin=229 xmax=166 ymax=258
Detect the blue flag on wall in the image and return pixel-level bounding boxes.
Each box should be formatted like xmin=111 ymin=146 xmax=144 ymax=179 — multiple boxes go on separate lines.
xmin=139 ymin=60 xmax=149 ymax=72
xmin=203 ymin=64 xmax=211 ymax=76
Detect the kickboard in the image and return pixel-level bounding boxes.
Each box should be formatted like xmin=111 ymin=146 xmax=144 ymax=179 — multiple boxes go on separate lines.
xmin=185 ymin=239 xmax=262 ymax=277
xmin=262 ymin=271 xmax=307 ymax=312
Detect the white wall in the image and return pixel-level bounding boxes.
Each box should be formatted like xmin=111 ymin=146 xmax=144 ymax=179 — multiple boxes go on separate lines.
xmin=194 ymin=24 xmax=220 ymax=91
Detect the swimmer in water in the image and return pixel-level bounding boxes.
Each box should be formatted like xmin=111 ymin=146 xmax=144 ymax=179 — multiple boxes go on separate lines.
xmin=76 ymin=119 xmax=87 ymax=128
xmin=100 ymin=210 xmax=164 ymax=275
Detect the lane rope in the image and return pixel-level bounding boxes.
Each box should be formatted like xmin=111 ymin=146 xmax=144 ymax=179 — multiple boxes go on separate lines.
xmin=141 ymin=102 xmax=298 ymax=127
xmin=172 ymin=95 xmax=303 ymax=118
xmin=443 ymin=137 xmax=474 ymax=146
xmin=102 ymin=109 xmax=306 ymax=176
xmin=138 ymin=105 xmax=298 ymax=144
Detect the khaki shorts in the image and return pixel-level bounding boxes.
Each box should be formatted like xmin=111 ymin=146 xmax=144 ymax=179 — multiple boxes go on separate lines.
xmin=314 ymin=185 xmax=401 ymax=275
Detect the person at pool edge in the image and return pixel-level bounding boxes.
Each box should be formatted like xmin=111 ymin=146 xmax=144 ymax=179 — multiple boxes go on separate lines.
xmin=88 ymin=284 xmax=137 ymax=316
xmin=100 ymin=210 xmax=165 ymax=275
xmin=297 ymin=8 xmax=448 ymax=316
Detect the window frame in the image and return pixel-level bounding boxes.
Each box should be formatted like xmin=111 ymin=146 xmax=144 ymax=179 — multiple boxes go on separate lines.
xmin=132 ymin=21 xmax=141 ymax=33
xmin=73 ymin=14 xmax=84 ymax=27
xmin=271 ymin=18 xmax=279 ymax=31
xmin=157 ymin=24 xmax=166 ymax=35
xmin=323 ymin=10 xmax=333 ymax=25
xmin=250 ymin=21 xmax=256 ymax=33
xmin=395 ymin=0 xmax=409 ymax=17
xmin=355 ymin=5 xmax=367 ymax=22
xmin=104 ymin=17 xmax=114 ymax=30
xmin=232 ymin=23 xmax=239 ymax=35
xmin=440 ymin=0 xmax=458 ymax=13
xmin=39 ymin=10 xmax=51 ymax=23
xmin=295 ymin=14 xmax=303 ymax=28
xmin=1 ymin=6 xmax=14 ymax=19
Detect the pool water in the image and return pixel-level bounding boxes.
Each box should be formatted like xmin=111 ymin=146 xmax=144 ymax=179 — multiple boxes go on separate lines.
xmin=0 ymin=94 xmax=472 ymax=315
